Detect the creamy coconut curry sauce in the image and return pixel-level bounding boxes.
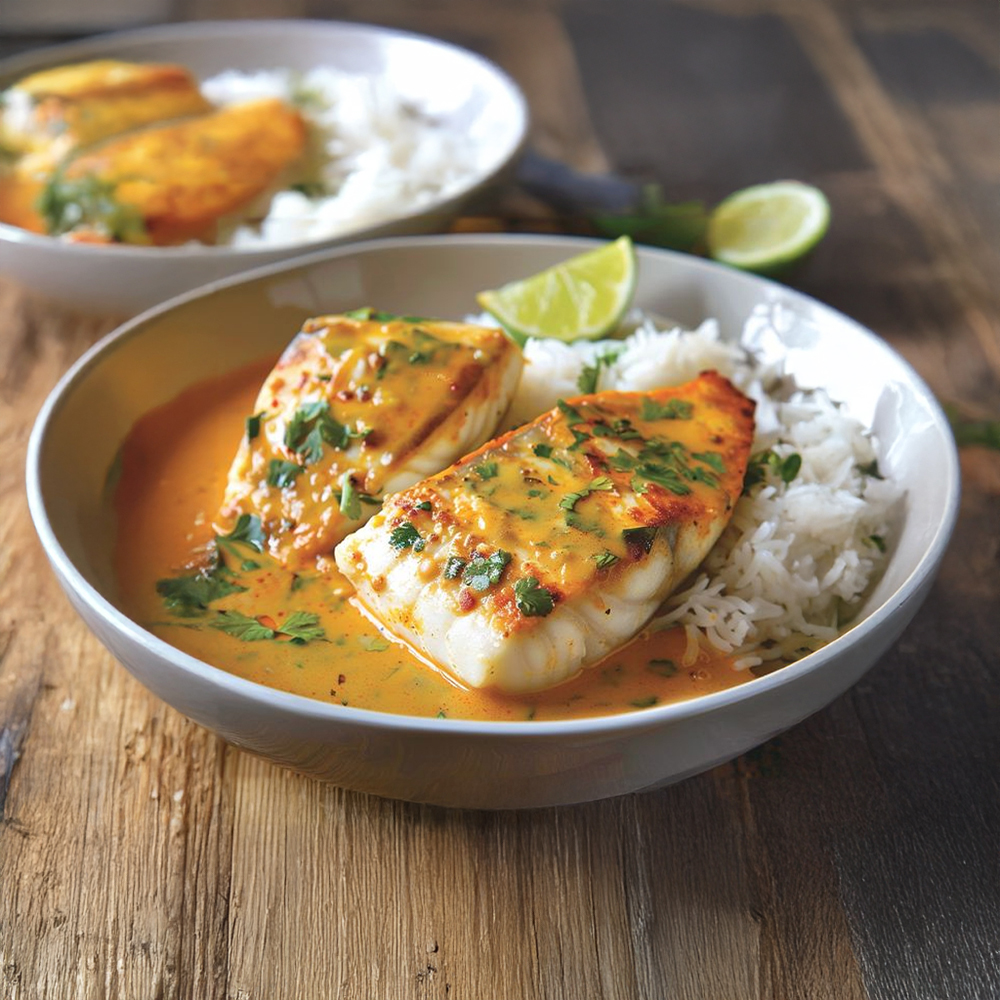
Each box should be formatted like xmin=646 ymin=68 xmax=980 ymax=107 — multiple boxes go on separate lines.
xmin=114 ymin=357 xmax=746 ymax=722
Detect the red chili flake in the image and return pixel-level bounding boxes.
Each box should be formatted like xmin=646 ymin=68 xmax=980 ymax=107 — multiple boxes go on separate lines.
xmin=458 ymin=589 xmax=476 ymax=613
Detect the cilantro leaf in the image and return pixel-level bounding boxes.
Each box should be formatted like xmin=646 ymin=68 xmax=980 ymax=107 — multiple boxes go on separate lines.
xmin=156 ymin=572 xmax=247 ymax=617
xmin=389 ymin=521 xmax=425 ymax=552
xmin=514 ymin=576 xmax=555 ymax=617
xmin=475 ymin=461 xmax=499 ymax=480
xmin=463 ymin=550 xmax=511 ymax=591
xmin=640 ymin=397 xmax=693 ymax=421
xmin=209 ymin=610 xmax=275 ymax=641
xmin=557 ymin=399 xmax=586 ymax=425
xmin=532 ymin=443 xmax=553 ymax=459
xmin=267 ymin=459 xmax=305 ymax=488
xmin=219 ymin=513 xmax=265 ymax=553
xmin=277 ymin=611 xmax=326 ymax=644
xmin=339 ymin=471 xmax=361 ymax=520
xmin=444 ymin=556 xmax=467 ymax=579
xmin=692 ymin=450 xmax=726 ymax=474
xmin=593 ymin=550 xmax=619 ymax=570
xmin=245 ymin=412 xmax=265 ymax=441
xmin=284 ymin=401 xmax=366 ymax=463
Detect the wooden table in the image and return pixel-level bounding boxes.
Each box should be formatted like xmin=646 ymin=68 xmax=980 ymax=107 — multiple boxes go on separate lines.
xmin=2 ymin=2 xmax=998 ymax=997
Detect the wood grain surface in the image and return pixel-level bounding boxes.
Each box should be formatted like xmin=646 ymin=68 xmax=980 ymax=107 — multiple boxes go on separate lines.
xmin=1 ymin=1 xmax=998 ymax=998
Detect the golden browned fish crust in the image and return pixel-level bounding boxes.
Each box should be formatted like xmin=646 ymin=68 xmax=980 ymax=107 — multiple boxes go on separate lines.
xmin=336 ymin=371 xmax=756 ymax=692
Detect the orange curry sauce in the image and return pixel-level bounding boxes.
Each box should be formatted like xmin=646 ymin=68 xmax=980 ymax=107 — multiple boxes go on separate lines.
xmin=114 ymin=358 xmax=748 ymax=721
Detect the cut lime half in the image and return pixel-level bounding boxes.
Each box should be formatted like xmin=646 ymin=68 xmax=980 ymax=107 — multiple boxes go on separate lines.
xmin=706 ymin=181 xmax=830 ymax=274
xmin=477 ymin=236 xmax=637 ymax=343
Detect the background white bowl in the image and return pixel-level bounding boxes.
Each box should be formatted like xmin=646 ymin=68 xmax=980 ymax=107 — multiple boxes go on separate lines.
xmin=26 ymin=235 xmax=959 ymax=809
xmin=0 ymin=20 xmax=528 ymax=315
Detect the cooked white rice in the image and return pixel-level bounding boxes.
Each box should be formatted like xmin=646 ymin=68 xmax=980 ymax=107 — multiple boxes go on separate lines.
xmin=485 ymin=309 xmax=900 ymax=671
xmin=200 ymin=67 xmax=490 ymax=248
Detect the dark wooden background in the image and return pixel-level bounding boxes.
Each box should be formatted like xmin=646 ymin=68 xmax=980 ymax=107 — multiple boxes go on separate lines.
xmin=1 ymin=1 xmax=998 ymax=998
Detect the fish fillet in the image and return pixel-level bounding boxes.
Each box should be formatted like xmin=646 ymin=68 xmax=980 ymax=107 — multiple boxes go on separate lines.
xmin=335 ymin=371 xmax=755 ymax=693
xmin=59 ymin=97 xmax=306 ymax=244
xmin=220 ymin=311 xmax=523 ymax=569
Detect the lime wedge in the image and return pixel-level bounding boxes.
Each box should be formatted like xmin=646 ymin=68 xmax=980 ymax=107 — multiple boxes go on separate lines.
xmin=477 ymin=236 xmax=637 ymax=343
xmin=706 ymin=181 xmax=830 ymax=274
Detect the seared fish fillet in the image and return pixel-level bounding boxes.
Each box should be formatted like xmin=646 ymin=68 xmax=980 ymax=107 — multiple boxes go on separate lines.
xmin=57 ymin=97 xmax=306 ymax=244
xmin=221 ymin=312 xmax=523 ymax=569
xmin=0 ymin=59 xmax=211 ymax=167
xmin=335 ymin=371 xmax=755 ymax=693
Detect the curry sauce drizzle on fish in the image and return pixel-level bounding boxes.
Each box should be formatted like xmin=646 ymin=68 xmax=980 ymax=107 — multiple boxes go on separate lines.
xmin=219 ymin=311 xmax=523 ymax=569
xmin=336 ymin=370 xmax=756 ymax=693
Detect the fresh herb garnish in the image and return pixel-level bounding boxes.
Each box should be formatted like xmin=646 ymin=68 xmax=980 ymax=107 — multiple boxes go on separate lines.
xmin=691 ymin=450 xmax=726 ymax=473
xmin=576 ymin=349 xmax=622 ymax=394
xmin=556 ymin=399 xmax=586 ymax=425
xmin=514 ymin=576 xmax=555 ymax=617
xmin=209 ymin=609 xmax=326 ymax=644
xmin=267 ymin=459 xmax=305 ymax=488
xmin=389 ymin=521 xmax=425 ymax=552
xmin=37 ymin=169 xmax=149 ymax=242
xmin=640 ymin=397 xmax=694 ymax=421
xmin=360 ymin=634 xmax=391 ymax=652
xmin=218 ymin=513 xmax=266 ymax=553
xmin=532 ymin=443 xmax=553 ymax=459
xmin=339 ymin=471 xmax=361 ymax=520
xmin=156 ymin=571 xmax=246 ymax=618
xmin=463 ymin=550 xmax=511 ymax=591
xmin=414 ymin=500 xmax=433 ymax=511
xmin=866 ymin=534 xmax=887 ymax=553
xmin=629 ymin=695 xmax=659 ymax=709
xmin=744 ymin=449 xmax=803 ymax=492
xmin=245 ymin=412 xmax=265 ymax=441
xmin=284 ymin=401 xmax=367 ymax=463
xmin=475 ymin=461 xmax=499 ymax=480
xmin=444 ymin=556 xmax=467 ymax=579
xmin=593 ymin=550 xmax=619 ymax=570
xmin=559 ymin=476 xmax=614 ymax=513
xmin=647 ymin=658 xmax=678 ymax=677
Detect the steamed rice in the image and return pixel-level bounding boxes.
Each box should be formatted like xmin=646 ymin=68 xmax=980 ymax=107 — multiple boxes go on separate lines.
xmin=200 ymin=68 xmax=490 ymax=248
xmin=490 ymin=308 xmax=900 ymax=671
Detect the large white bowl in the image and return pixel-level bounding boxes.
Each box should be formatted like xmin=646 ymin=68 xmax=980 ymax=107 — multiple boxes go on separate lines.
xmin=26 ymin=235 xmax=959 ymax=809
xmin=0 ymin=20 xmax=528 ymax=315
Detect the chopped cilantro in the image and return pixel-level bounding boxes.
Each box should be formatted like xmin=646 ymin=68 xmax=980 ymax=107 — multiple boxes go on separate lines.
xmin=647 ymin=658 xmax=678 ymax=677
xmin=444 ymin=556 xmax=467 ymax=579
xmin=284 ymin=401 xmax=367 ymax=463
xmin=514 ymin=576 xmax=555 ymax=617
xmin=389 ymin=521 xmax=425 ymax=552
xmin=339 ymin=471 xmax=361 ymax=520
xmin=267 ymin=459 xmax=305 ymax=488
xmin=608 ymin=449 xmax=637 ymax=472
xmin=218 ymin=513 xmax=266 ymax=553
xmin=866 ymin=534 xmax=887 ymax=553
xmin=640 ymin=397 xmax=694 ymax=421
xmin=360 ymin=634 xmax=391 ymax=652
xmin=156 ymin=571 xmax=246 ymax=617
xmin=629 ymin=695 xmax=659 ymax=709
xmin=692 ymin=450 xmax=726 ymax=473
xmin=636 ymin=462 xmax=691 ymax=495
xmin=556 ymin=399 xmax=586 ymax=425
xmin=780 ymin=453 xmax=802 ymax=483
xmin=475 ymin=461 xmax=499 ymax=480
xmin=209 ymin=609 xmax=326 ymax=644
xmin=559 ymin=476 xmax=614 ymax=513
xmin=576 ymin=348 xmax=622 ymax=395
xmin=37 ymin=169 xmax=149 ymax=242
xmin=593 ymin=550 xmax=619 ymax=570
xmin=414 ymin=500 xmax=433 ymax=511
xmin=245 ymin=412 xmax=265 ymax=441
xmin=463 ymin=550 xmax=511 ymax=591
xmin=533 ymin=443 xmax=553 ymax=459
xmin=209 ymin=610 xmax=276 ymax=642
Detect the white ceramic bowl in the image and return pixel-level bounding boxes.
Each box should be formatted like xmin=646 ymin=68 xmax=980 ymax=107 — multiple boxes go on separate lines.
xmin=26 ymin=235 xmax=959 ymax=809
xmin=0 ymin=20 xmax=528 ymax=315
